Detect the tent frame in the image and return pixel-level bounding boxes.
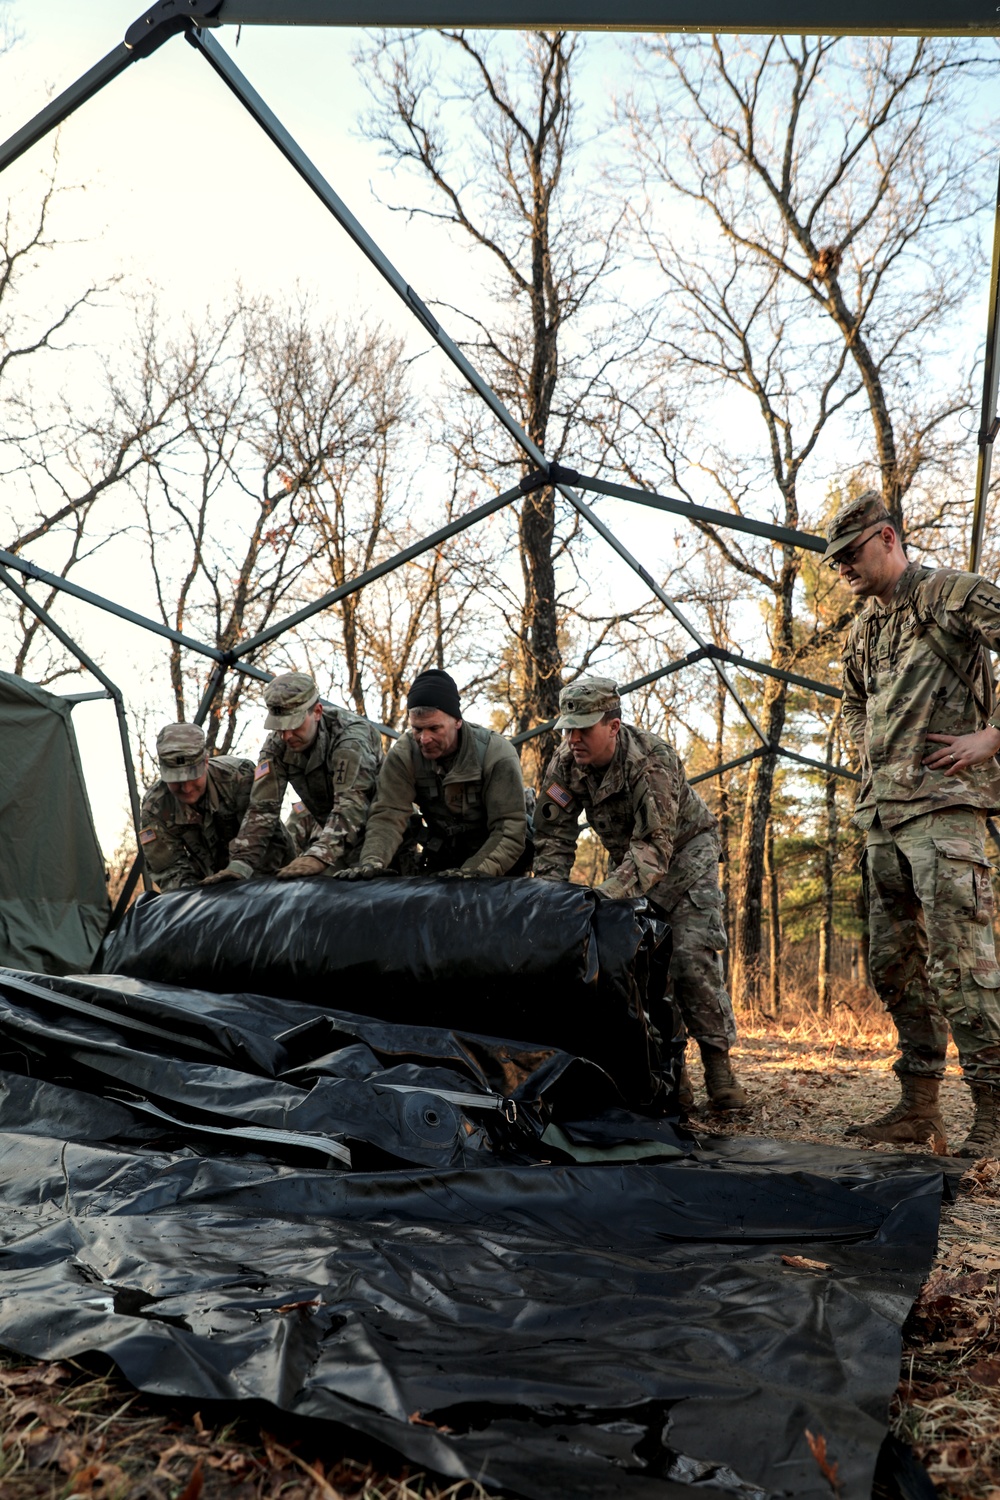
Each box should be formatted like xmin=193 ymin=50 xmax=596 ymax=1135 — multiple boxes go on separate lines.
xmin=18 ymin=0 xmax=992 ymax=886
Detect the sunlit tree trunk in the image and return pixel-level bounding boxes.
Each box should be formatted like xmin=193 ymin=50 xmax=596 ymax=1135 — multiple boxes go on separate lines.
xmin=818 ymin=710 xmax=841 ymax=1016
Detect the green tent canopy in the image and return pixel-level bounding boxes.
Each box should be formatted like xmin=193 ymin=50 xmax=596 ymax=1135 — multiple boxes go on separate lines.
xmin=0 ymin=671 xmax=110 ymax=974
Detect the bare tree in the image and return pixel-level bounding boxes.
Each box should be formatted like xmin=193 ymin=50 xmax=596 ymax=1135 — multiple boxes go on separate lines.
xmin=626 ymin=35 xmax=992 ymax=539
xmin=358 ymin=28 xmax=625 ymax=783
xmin=603 ymin=247 xmax=859 ymax=1006
xmin=2 ymin=163 xmax=209 ymax=685
xmin=611 ymin=37 xmax=991 ymax=1005
xmin=817 ymin=705 xmax=844 ymax=1017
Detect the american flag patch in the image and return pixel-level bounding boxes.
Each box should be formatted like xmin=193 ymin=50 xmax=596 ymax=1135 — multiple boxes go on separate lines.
xmin=546 ymin=782 xmax=572 ymax=808
xmin=254 ymin=759 xmax=271 ymax=781
xmin=292 ymin=800 xmax=305 ymax=814
xmin=139 ymin=827 xmax=157 ymax=845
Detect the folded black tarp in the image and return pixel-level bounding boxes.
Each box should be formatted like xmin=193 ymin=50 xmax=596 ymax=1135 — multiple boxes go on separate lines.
xmin=0 ymin=964 xmax=943 ymax=1500
xmin=99 ymin=877 xmax=673 ymax=1107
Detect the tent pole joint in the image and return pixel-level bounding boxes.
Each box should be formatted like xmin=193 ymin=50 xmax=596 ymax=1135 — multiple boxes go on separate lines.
xmin=520 ymin=463 xmax=582 ymax=495
xmin=124 ymin=0 xmax=222 ymax=56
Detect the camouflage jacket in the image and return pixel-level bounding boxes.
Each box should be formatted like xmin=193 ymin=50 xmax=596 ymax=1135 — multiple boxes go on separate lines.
xmin=532 ymin=724 xmax=718 ymax=907
xmin=228 ymin=707 xmax=383 ymax=876
xmin=285 ymin=800 xmax=319 ymax=856
xmin=359 ymin=721 xmax=526 ymax=876
xmin=140 ymin=755 xmax=292 ymax=890
xmin=842 ymin=562 xmax=1000 ymax=830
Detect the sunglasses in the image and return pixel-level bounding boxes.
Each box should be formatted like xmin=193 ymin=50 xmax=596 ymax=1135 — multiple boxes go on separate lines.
xmin=826 ymin=526 xmax=884 ymax=572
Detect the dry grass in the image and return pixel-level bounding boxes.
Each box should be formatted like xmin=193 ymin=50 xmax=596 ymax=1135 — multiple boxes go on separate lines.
xmin=0 ymin=1355 xmax=498 ymax=1500
xmin=2 ymin=980 xmax=995 ymax=1497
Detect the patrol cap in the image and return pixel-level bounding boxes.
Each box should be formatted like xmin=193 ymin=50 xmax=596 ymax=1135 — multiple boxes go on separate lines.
xmin=822 ymin=490 xmax=892 ymax=564
xmin=554 ymin=676 xmax=622 ymax=731
xmin=156 ymin=723 xmax=207 ymax=783
xmin=264 ymin=672 xmax=320 ymax=731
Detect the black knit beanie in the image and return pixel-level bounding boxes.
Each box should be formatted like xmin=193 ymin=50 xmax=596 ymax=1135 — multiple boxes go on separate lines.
xmin=406 ymin=668 xmax=462 ymax=720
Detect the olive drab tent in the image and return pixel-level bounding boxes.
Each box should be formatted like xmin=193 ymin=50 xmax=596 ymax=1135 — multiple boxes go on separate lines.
xmin=0 ymin=671 xmax=110 ymax=973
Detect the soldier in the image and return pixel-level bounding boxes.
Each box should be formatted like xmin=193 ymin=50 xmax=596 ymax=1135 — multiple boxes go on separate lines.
xmin=139 ymin=723 xmax=293 ymax=890
xmin=531 ymin=676 xmax=746 ymax=1111
xmin=335 ymin=667 xmax=528 ymax=879
xmin=830 ymin=490 xmax=1000 ymax=1157
xmin=203 ymin=671 xmax=383 ymax=883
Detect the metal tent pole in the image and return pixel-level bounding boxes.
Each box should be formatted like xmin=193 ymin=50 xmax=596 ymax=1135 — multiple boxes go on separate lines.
xmin=0 ymin=548 xmax=228 ymax=666
xmin=186 ymin=29 xmax=772 ymax=744
xmin=0 ymin=5 xmax=227 ymax=177
xmin=231 ymin=481 xmax=525 ymax=660
xmin=510 ymin=648 xmax=711 ymax=744
xmin=571 ymin=472 xmax=825 ymax=554
xmin=560 ymin=486 xmax=771 ymax=743
xmin=0 ymin=565 xmax=152 ymax=893
xmin=688 ymin=744 xmax=859 ymax=786
xmin=210 ymin=0 xmax=1000 ymax=34
xmin=510 ymin=644 xmax=840 ymax=746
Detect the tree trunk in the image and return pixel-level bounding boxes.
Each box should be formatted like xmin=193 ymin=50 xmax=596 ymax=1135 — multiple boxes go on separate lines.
xmin=765 ymin=818 xmax=781 ymax=1016
xmin=818 ymin=714 xmax=839 ymax=1017
xmin=731 ymin=678 xmax=787 ymax=1011
xmin=517 ymin=480 xmax=562 ymax=788
xmin=714 ymin=676 xmax=731 ymax=978
xmin=731 ymin=539 xmax=796 ymax=1010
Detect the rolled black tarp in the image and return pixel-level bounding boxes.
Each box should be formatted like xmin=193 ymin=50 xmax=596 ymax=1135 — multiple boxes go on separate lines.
xmin=99 ymin=877 xmax=673 ymax=1107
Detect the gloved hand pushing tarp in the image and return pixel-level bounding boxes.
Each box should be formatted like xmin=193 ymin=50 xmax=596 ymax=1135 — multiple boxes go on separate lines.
xmin=99 ymin=877 xmax=673 ymax=1108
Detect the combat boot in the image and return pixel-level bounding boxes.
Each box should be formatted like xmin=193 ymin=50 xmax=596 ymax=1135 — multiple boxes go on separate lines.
xmin=845 ymin=1075 xmax=945 ymax=1147
xmin=700 ymin=1045 xmax=748 ymax=1111
xmin=956 ymin=1084 xmax=1000 ymax=1159
xmin=678 ymin=1064 xmax=695 ymax=1114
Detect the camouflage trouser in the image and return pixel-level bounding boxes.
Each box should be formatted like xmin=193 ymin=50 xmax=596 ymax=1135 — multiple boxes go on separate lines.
xmin=655 ymin=857 xmax=738 ymax=1055
xmin=865 ymin=808 xmax=1000 ymax=1085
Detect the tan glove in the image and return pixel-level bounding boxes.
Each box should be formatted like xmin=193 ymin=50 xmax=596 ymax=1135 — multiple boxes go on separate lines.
xmin=275 ymin=855 xmax=327 ymax=879
xmin=201 ymin=867 xmax=246 ymax=886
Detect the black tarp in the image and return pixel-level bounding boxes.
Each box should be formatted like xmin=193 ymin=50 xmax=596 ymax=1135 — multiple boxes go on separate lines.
xmin=99 ymin=877 xmax=675 ymax=1108
xmin=0 ymin=955 xmax=943 ymax=1500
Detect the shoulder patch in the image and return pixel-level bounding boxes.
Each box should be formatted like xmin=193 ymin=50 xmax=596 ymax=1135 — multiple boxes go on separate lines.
xmin=545 ymin=781 xmax=573 ymax=809
xmin=332 ymin=748 xmax=361 ymax=788
xmin=292 ymin=800 xmax=306 ymax=814
xmin=139 ymin=827 xmax=157 ymax=846
xmin=254 ymin=759 xmax=271 ymax=782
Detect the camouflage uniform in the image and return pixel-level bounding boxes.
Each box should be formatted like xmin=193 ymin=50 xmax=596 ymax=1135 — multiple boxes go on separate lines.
xmin=285 ymin=800 xmax=319 ymax=856
xmin=533 ymin=713 xmax=736 ymax=1056
xmin=842 ymin=549 xmax=1000 ymax=1086
xmin=228 ymin=693 xmax=383 ymax=879
xmin=140 ymin=723 xmax=293 ymax=889
xmin=358 ymin=722 xmax=527 ymax=876
xmin=141 ymin=756 xmax=293 ymax=889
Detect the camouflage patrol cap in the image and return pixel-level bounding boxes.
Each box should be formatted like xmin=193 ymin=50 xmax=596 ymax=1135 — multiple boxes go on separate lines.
xmin=554 ymin=676 xmax=622 ymax=731
xmin=264 ymin=671 xmax=320 ymax=731
xmin=822 ymin=489 xmax=892 ymax=564
xmin=156 ymin=723 xmax=207 ymax=783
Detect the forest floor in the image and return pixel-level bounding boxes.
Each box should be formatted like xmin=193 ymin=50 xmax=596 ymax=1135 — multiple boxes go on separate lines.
xmin=698 ymin=986 xmax=1000 ymax=1500
xmin=2 ymin=990 xmax=997 ymax=1498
